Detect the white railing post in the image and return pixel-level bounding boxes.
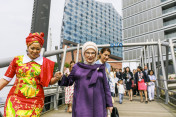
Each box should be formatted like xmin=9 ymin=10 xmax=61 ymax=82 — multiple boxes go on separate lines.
xmin=151 ymin=39 xmax=159 ymax=98
xmin=60 ymin=45 xmax=67 ymax=73
xmin=76 ymin=44 xmax=80 ymax=63
xmin=147 ymin=40 xmax=151 ymax=70
xmin=169 ymin=39 xmax=176 ymax=77
xmin=158 ymin=39 xmax=169 ymax=104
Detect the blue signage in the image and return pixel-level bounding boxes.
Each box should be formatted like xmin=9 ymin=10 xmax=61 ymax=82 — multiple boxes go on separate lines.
xmin=110 ymin=42 xmax=123 ymax=47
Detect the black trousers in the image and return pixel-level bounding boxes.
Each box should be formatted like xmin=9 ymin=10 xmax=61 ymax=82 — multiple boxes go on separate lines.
xmin=133 ymin=85 xmax=139 ymax=95
xmin=115 ymin=83 xmax=118 ymax=97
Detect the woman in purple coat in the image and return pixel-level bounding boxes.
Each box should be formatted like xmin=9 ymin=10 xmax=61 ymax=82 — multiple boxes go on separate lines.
xmin=56 ymin=42 xmax=113 ymax=117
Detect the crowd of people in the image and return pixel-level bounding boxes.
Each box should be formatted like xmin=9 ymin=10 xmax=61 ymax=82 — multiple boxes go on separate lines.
xmin=112 ymin=65 xmax=156 ymax=104
xmin=0 ymin=32 xmax=156 ymax=117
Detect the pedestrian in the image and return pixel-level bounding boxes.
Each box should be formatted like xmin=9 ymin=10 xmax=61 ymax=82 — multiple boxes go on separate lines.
xmin=118 ymin=69 xmax=123 ymax=80
xmin=111 ymin=67 xmax=118 ymax=97
xmin=57 ymin=42 xmax=113 ymax=117
xmin=123 ymin=67 xmax=133 ymax=101
xmin=0 ymin=32 xmax=61 ymax=117
xmin=148 ymin=70 xmax=156 ymax=101
xmin=134 ymin=66 xmax=149 ymax=103
xmin=144 ymin=65 xmax=148 ymax=75
xmin=64 ymin=61 xmax=75 ymax=113
xmin=95 ymin=48 xmax=115 ymax=97
xmin=117 ymin=80 xmax=125 ymax=104
xmin=132 ymin=69 xmax=138 ymax=96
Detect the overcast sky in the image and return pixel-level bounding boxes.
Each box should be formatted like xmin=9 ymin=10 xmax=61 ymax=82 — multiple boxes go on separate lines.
xmin=0 ymin=0 xmax=122 ymax=74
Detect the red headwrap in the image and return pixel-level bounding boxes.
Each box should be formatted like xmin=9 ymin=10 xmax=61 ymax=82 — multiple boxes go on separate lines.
xmin=26 ymin=32 xmax=44 ymax=47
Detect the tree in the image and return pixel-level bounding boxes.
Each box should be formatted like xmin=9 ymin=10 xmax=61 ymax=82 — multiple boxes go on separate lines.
xmin=54 ymin=62 xmax=59 ymax=73
xmin=64 ymin=62 xmax=70 ymax=68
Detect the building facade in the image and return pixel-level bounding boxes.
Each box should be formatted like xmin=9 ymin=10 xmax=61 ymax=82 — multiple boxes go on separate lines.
xmin=61 ymin=0 xmax=123 ymax=58
xmin=122 ymin=0 xmax=176 ymax=60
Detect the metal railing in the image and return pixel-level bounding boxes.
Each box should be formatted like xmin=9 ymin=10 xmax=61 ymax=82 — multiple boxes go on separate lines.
xmin=140 ymin=39 xmax=176 ymax=105
xmin=0 ymin=39 xmax=176 ymax=115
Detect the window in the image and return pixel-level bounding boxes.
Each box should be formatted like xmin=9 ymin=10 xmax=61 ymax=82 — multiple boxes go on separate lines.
xmin=149 ymin=21 xmax=153 ymax=31
xmin=74 ymin=15 xmax=78 ymax=19
xmin=66 ymin=31 xmax=71 ymax=35
xmin=140 ymin=25 xmax=144 ymax=34
xmin=74 ymin=28 xmax=77 ymax=32
xmin=66 ymin=21 xmax=72 ymax=25
xmin=163 ymin=17 xmax=176 ymax=26
xmin=144 ymin=23 xmax=148 ymax=33
xmin=68 ymin=26 xmax=72 ymax=30
xmin=69 ymin=17 xmax=72 ymax=20
xmin=74 ymin=33 xmax=77 ymax=37
xmin=68 ymin=3 xmax=73 ymax=8
xmin=161 ymin=0 xmax=167 ymax=2
xmin=65 ymin=11 xmax=72 ymax=16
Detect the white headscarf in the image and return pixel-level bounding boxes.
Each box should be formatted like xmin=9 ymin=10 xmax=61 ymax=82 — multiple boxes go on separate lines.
xmin=82 ymin=41 xmax=98 ymax=65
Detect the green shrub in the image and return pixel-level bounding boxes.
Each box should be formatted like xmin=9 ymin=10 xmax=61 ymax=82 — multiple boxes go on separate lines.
xmin=64 ymin=62 xmax=70 ymax=68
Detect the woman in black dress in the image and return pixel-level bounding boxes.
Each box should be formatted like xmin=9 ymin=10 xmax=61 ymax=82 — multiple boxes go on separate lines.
xmin=123 ymin=67 xmax=133 ymax=101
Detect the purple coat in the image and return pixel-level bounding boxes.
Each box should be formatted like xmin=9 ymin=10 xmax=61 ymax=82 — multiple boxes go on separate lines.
xmin=58 ymin=63 xmax=113 ymax=117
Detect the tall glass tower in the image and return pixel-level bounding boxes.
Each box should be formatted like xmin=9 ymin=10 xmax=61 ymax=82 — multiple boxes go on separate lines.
xmin=61 ymin=0 xmax=122 ymax=58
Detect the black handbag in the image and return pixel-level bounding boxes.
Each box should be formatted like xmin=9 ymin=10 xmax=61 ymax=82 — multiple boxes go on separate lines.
xmin=0 ymin=111 xmax=2 ymax=117
xmin=111 ymin=107 xmax=119 ymax=117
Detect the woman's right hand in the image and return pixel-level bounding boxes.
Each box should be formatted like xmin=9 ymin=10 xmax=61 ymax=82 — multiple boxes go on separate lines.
xmin=0 ymin=78 xmax=10 ymax=91
xmin=107 ymin=107 xmax=113 ymax=113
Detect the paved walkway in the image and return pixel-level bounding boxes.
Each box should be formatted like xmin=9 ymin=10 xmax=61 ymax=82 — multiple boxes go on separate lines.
xmin=41 ymin=96 xmax=176 ymax=117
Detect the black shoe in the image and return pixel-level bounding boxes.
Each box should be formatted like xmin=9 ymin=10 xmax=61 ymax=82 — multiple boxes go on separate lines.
xmin=145 ymin=101 xmax=148 ymax=104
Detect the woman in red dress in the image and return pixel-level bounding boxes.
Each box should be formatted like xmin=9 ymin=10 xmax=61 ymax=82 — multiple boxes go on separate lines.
xmin=0 ymin=32 xmax=60 ymax=117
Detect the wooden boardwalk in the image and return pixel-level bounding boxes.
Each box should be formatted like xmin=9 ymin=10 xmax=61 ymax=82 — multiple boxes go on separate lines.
xmin=41 ymin=96 xmax=176 ymax=117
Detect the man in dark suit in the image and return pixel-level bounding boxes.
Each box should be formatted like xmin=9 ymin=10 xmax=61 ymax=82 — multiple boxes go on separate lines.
xmin=144 ymin=65 xmax=149 ymax=75
xmin=116 ymin=69 xmax=123 ymax=80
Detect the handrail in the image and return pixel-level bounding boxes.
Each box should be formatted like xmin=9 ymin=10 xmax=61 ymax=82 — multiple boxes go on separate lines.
xmin=0 ymin=42 xmax=162 ymax=68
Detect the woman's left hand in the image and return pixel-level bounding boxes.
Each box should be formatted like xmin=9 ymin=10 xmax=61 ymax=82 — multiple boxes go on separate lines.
xmin=107 ymin=107 xmax=113 ymax=113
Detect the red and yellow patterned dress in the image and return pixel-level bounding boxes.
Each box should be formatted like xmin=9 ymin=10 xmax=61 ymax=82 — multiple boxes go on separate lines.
xmin=3 ymin=55 xmax=54 ymax=117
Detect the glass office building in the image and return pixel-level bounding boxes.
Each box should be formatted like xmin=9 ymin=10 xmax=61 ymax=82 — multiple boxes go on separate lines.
xmin=61 ymin=0 xmax=122 ymax=58
xmin=122 ymin=0 xmax=176 ymax=60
